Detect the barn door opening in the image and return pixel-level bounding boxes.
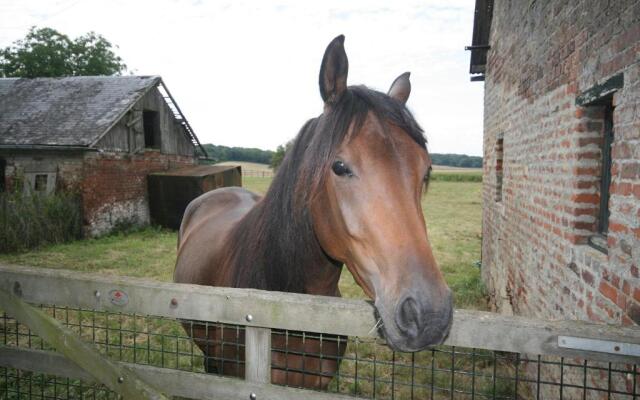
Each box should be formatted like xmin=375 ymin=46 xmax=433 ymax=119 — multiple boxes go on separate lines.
xmin=143 ymin=110 xmax=161 ymax=149
xmin=0 ymin=158 xmax=5 ymax=192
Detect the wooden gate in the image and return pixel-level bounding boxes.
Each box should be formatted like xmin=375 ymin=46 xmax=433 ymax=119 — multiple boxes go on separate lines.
xmin=1 ymin=264 xmax=639 ymax=399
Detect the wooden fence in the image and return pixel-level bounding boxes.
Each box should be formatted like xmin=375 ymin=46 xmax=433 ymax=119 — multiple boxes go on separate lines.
xmin=243 ymin=169 xmax=274 ymax=178
xmin=0 ymin=264 xmax=639 ymax=399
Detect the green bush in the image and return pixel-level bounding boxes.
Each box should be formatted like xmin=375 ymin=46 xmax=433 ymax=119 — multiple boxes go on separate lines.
xmin=0 ymin=191 xmax=82 ymax=253
xmin=431 ymin=171 xmax=483 ymax=182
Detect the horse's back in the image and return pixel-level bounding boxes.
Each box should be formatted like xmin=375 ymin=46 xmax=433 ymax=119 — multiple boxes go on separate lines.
xmin=174 ymin=187 xmax=260 ymax=286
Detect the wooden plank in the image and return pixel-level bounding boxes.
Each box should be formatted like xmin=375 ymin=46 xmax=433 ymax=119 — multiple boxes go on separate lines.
xmin=0 ymin=346 xmax=356 ymax=400
xmin=444 ymin=310 xmax=640 ymax=364
xmin=0 ymin=288 xmax=169 ymax=400
xmin=0 ymin=264 xmax=639 ymax=364
xmin=0 ymin=346 xmax=92 ymax=382
xmin=245 ymin=327 xmax=272 ymax=383
xmin=0 ymin=263 xmax=379 ymax=337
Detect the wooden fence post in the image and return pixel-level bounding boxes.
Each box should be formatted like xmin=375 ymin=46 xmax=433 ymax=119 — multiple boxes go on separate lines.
xmin=245 ymin=326 xmax=272 ymax=384
xmin=0 ymin=287 xmax=169 ymax=400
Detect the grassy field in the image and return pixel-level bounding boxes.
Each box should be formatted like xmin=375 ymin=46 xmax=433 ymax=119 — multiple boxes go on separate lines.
xmin=0 ymin=174 xmax=498 ymax=399
xmin=0 ymin=175 xmax=485 ymax=309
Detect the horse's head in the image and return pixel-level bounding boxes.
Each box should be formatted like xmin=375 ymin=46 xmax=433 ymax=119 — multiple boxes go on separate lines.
xmin=308 ymin=36 xmax=452 ymax=352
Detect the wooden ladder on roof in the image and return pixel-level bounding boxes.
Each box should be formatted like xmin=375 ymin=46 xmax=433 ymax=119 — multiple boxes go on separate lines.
xmin=157 ymin=80 xmax=208 ymax=159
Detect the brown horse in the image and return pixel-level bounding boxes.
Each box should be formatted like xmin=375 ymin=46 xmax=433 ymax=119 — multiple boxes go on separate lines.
xmin=174 ymin=35 xmax=453 ymax=389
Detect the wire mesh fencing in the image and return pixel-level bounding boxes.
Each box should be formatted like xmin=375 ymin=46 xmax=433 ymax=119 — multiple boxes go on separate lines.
xmin=1 ymin=306 xmax=638 ymax=400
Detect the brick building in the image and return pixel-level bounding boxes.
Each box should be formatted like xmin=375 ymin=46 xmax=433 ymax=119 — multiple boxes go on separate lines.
xmin=469 ymin=1 xmax=639 ymax=394
xmin=471 ymin=0 xmax=640 ymax=326
xmin=0 ymin=76 xmax=205 ymax=235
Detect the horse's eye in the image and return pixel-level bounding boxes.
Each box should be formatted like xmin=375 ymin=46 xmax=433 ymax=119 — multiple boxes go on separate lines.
xmin=424 ymin=167 xmax=432 ymax=183
xmin=332 ymin=160 xmax=352 ymax=177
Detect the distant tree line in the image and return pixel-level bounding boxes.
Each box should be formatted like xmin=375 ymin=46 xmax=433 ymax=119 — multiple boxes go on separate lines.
xmin=202 ymin=144 xmax=274 ymax=164
xmin=203 ymin=142 xmax=482 ymax=170
xmin=430 ymin=153 xmax=482 ymax=168
xmin=268 ymin=146 xmax=483 ymax=169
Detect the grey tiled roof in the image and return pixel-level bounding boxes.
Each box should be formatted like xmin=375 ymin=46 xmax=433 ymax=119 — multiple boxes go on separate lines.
xmin=0 ymin=75 xmax=160 ymax=147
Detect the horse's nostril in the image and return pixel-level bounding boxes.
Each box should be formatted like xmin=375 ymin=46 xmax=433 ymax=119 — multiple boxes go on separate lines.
xmin=395 ymin=296 xmax=421 ymax=336
xmin=384 ymin=289 xmax=453 ymax=351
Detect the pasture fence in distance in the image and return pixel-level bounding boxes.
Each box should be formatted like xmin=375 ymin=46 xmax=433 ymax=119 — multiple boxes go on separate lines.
xmin=242 ymin=169 xmax=275 ymax=178
xmin=0 ymin=264 xmax=639 ymax=399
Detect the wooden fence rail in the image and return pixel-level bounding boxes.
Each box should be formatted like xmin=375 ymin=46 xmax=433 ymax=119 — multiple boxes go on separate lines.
xmin=1 ymin=263 xmax=639 ymax=399
xmin=0 ymin=347 xmax=351 ymax=400
xmin=242 ymin=169 xmax=274 ymax=178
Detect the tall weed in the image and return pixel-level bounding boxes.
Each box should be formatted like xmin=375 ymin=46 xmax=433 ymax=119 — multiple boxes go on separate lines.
xmin=0 ymin=191 xmax=82 ymax=253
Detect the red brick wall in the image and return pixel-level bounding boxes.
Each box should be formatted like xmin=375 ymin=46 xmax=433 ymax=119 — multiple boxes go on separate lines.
xmin=482 ymin=1 xmax=639 ymax=393
xmin=483 ymin=0 xmax=640 ymax=325
xmin=81 ymin=150 xmax=194 ymax=236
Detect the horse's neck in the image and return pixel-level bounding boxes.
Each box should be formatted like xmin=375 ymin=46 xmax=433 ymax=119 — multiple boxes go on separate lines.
xmin=303 ymin=260 xmax=343 ymax=297
xmin=235 ymin=199 xmax=343 ymax=297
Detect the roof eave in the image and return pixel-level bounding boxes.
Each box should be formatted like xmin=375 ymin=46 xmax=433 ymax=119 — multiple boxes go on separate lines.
xmin=466 ymin=0 xmax=494 ymax=81
xmin=0 ymin=144 xmax=97 ymax=152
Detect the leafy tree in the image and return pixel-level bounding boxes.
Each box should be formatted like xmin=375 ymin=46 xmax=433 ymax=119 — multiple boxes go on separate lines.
xmin=0 ymin=27 xmax=126 ymax=78
xmin=270 ymin=145 xmax=286 ymax=170
xmin=71 ymin=32 xmax=126 ymax=76
xmin=270 ymin=140 xmax=294 ymax=170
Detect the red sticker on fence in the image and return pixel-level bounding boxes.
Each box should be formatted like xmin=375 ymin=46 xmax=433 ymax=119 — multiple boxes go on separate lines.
xmin=109 ymin=289 xmax=129 ymax=306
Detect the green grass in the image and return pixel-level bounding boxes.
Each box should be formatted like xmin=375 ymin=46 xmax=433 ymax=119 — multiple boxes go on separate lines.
xmin=0 ymin=227 xmax=177 ymax=281
xmin=0 ymin=177 xmax=499 ymax=399
xmin=431 ymin=170 xmax=482 ymax=182
xmin=0 ymin=177 xmax=486 ymax=309
xmin=423 ymin=181 xmax=485 ymax=309
xmin=242 ymin=176 xmax=273 ymax=195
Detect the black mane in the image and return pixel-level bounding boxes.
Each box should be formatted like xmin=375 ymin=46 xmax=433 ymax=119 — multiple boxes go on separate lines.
xmin=227 ymin=85 xmax=426 ymax=293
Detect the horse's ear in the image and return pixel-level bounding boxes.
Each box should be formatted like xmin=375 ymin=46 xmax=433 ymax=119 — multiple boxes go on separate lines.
xmin=388 ymin=72 xmax=411 ymax=104
xmin=319 ymin=35 xmax=349 ymax=106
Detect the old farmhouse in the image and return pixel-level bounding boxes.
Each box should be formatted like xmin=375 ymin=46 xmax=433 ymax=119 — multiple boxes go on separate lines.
xmin=0 ymin=76 xmax=206 ymax=235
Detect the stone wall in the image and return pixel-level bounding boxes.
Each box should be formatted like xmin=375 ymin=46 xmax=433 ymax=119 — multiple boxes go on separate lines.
xmin=0 ymin=151 xmax=84 ymax=194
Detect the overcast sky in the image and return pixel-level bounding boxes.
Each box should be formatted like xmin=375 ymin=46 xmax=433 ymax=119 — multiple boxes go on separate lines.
xmin=0 ymin=0 xmax=484 ymax=156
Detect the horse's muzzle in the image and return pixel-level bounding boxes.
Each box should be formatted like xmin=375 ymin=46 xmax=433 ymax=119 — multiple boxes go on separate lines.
xmin=380 ymin=288 xmax=453 ymax=352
